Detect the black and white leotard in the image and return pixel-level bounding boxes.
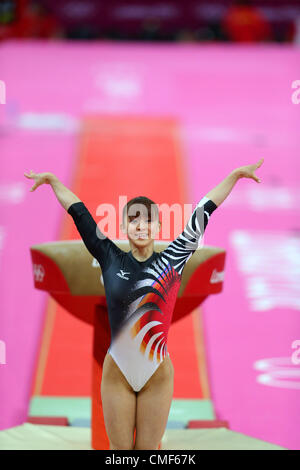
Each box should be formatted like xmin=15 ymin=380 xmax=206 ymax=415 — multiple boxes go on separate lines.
xmin=67 ymin=196 xmax=217 ymax=392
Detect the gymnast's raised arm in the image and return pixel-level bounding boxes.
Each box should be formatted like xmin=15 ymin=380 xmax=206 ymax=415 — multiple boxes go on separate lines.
xmin=24 ymin=170 xmax=107 ymax=262
xmin=24 ymin=170 xmax=81 ymax=210
xmin=205 ymin=158 xmax=264 ymax=207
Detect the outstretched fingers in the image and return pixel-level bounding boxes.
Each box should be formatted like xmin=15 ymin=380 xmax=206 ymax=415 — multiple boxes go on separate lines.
xmin=24 ymin=170 xmax=35 ymax=178
xmin=255 ymin=158 xmax=264 ymax=169
xmin=252 ymin=158 xmax=264 ymax=183
xmin=24 ymin=170 xmax=39 ymax=191
xmin=30 ymin=183 xmax=39 ymax=192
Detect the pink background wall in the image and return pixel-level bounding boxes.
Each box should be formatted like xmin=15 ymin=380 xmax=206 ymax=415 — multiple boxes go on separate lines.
xmin=0 ymin=41 xmax=299 ymax=449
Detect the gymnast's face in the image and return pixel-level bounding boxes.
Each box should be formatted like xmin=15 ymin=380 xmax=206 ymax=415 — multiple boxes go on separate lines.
xmin=121 ymin=205 xmax=161 ymax=245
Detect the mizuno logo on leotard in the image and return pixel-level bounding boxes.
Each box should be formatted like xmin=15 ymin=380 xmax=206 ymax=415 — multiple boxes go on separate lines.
xmin=116 ymin=269 xmax=130 ymax=280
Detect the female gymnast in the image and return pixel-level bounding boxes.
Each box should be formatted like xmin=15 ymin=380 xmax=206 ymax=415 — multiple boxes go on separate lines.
xmin=24 ymin=158 xmax=263 ymax=450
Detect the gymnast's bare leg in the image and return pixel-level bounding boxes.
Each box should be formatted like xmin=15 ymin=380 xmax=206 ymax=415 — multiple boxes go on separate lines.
xmin=134 ymin=355 xmax=174 ymax=450
xmin=101 ymin=352 xmax=174 ymax=450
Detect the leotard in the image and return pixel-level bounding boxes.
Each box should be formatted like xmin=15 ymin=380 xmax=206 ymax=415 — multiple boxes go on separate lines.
xmin=67 ymin=196 xmax=217 ymax=392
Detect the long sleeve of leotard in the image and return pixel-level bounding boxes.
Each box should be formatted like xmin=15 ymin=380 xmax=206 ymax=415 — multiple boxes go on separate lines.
xmin=67 ymin=201 xmax=117 ymax=272
xmin=163 ymin=196 xmax=218 ymax=275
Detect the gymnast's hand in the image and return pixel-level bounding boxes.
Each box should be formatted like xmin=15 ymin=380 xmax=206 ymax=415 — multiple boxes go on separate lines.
xmin=235 ymin=158 xmax=264 ymax=183
xmin=24 ymin=170 xmax=54 ymax=191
